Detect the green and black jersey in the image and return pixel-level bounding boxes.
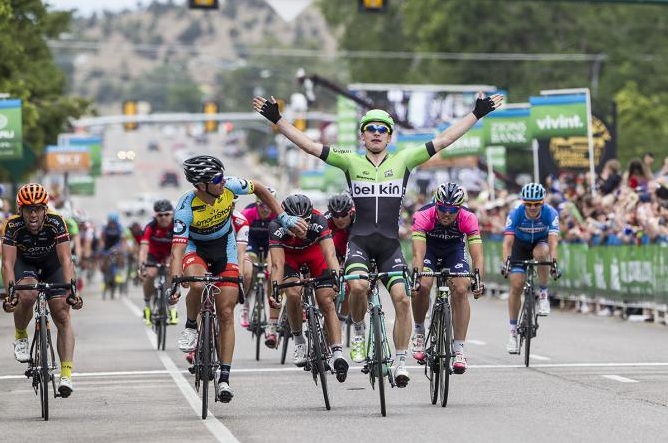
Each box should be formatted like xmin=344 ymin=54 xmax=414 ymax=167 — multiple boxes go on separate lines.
xmin=320 ymin=142 xmax=436 ymax=238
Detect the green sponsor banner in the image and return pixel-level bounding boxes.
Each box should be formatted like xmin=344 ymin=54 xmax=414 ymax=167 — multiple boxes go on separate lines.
xmin=480 ymin=240 xmax=668 ymax=304
xmin=529 ymin=94 xmax=588 ymax=139
xmin=299 ymin=169 xmax=326 ymax=190
xmin=337 ymin=96 xmax=358 ymax=147
xmin=486 ymin=146 xmax=507 ymax=174
xmin=0 ymin=99 xmax=23 ymax=160
xmin=68 ymin=174 xmax=96 ymax=196
xmin=483 ymin=107 xmax=530 ymax=148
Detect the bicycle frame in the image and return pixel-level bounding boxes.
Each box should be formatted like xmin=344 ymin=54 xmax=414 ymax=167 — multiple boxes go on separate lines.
xmin=248 ymin=248 xmax=268 ymax=361
xmin=144 ymin=263 xmax=169 ymax=350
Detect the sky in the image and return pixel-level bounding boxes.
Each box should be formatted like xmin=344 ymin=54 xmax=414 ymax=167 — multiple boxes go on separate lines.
xmin=46 ymin=0 xmax=155 ymax=16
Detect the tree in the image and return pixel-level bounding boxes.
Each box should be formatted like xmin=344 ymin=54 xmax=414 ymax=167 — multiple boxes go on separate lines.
xmin=0 ymin=0 xmax=92 ymax=181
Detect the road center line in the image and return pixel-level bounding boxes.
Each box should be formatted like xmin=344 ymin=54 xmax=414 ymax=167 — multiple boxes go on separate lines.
xmin=602 ymin=375 xmax=639 ymax=383
xmin=529 ymin=354 xmax=551 ymax=361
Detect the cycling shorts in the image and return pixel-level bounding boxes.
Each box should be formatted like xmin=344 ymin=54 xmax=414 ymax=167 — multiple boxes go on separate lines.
xmin=510 ymin=239 xmax=548 ymax=274
xmin=423 ymin=247 xmax=470 ymax=274
xmin=182 ymin=252 xmax=239 ymax=288
xmin=344 ymin=233 xmax=406 ymax=289
xmin=283 ymin=246 xmax=333 ymax=290
xmin=14 ymin=255 xmax=66 ymax=298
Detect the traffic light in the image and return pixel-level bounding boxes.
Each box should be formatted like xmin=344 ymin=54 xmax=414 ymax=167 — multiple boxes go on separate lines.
xmin=188 ymin=0 xmax=219 ymax=10
xmin=272 ymin=99 xmax=285 ymax=134
xmin=122 ymin=100 xmax=138 ymax=131
xmin=202 ymin=101 xmax=218 ymax=133
xmin=359 ymin=0 xmax=387 ymax=12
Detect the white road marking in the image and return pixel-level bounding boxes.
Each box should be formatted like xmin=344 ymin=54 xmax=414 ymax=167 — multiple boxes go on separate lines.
xmin=529 ymin=354 xmax=551 ymax=361
xmin=466 ymin=339 xmax=487 ymax=346
xmin=125 ymin=298 xmax=239 ymax=443
xmin=602 ymin=375 xmax=639 ymax=383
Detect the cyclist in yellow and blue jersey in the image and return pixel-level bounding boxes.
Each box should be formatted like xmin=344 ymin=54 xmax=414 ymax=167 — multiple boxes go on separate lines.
xmin=168 ymin=155 xmax=306 ymax=403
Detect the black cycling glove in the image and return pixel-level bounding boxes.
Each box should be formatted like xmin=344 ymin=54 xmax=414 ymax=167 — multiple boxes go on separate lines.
xmin=259 ymin=100 xmax=282 ymax=124
xmin=472 ymin=96 xmax=496 ymax=119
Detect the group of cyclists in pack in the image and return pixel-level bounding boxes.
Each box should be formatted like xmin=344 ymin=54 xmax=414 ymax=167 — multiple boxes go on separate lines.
xmin=1 ymin=90 xmax=565 ymax=407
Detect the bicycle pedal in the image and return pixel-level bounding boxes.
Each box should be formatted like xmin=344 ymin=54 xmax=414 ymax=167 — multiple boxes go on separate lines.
xmin=361 ymin=365 xmax=370 ymax=375
xmin=188 ymin=365 xmax=196 ymax=375
xmin=24 ymin=368 xmax=33 ymax=378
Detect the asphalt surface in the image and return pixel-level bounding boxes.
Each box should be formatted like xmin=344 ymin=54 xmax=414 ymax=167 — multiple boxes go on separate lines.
xmin=1 ymin=128 xmax=666 ymax=441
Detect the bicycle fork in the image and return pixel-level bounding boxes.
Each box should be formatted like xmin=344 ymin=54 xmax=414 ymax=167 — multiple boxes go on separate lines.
xmin=363 ymin=303 xmax=395 ymax=387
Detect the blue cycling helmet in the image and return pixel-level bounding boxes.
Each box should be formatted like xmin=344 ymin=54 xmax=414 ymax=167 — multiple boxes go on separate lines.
xmin=520 ymin=183 xmax=546 ymax=201
xmin=107 ymin=212 xmax=120 ymax=223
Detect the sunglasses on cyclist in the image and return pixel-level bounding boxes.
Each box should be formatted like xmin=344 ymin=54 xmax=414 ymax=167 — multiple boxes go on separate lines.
xmin=436 ymin=204 xmax=460 ymax=214
xmin=330 ymin=210 xmax=349 ymax=218
xmin=23 ymin=205 xmax=46 ymax=213
xmin=210 ymin=173 xmax=225 ymax=185
xmin=524 ymin=201 xmax=543 ymax=208
xmin=363 ymin=124 xmax=390 ymax=134
xmin=156 ymin=212 xmax=172 ymax=218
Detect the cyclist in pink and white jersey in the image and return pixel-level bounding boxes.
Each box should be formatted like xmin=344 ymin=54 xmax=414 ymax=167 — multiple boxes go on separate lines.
xmin=410 ymin=183 xmax=485 ymax=373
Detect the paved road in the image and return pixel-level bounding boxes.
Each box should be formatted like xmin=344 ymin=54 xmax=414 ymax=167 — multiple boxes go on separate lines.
xmin=2 ymin=129 xmax=666 ymax=440
xmin=0 ymin=277 xmax=666 ymax=442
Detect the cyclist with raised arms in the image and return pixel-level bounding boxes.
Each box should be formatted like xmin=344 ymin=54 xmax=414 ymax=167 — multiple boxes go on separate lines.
xmin=268 ymin=194 xmax=347 ymax=381
xmin=502 ymin=183 xmax=560 ymax=354
xmin=254 ymin=92 xmax=503 ymax=386
xmin=410 ymin=183 xmax=485 ymax=373
xmin=2 ymin=184 xmax=83 ymax=397
xmin=138 ymin=199 xmax=178 ymax=326
xmin=168 ymin=155 xmax=306 ymax=403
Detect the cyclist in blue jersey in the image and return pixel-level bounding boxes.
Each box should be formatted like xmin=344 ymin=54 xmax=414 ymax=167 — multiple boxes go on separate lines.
xmin=502 ymin=183 xmax=560 ymax=354
xmin=254 ymin=92 xmax=503 ymax=386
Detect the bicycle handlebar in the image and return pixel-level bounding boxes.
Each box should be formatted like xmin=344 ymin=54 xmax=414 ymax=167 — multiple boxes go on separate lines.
xmin=412 ymin=268 xmax=482 ymax=298
xmin=502 ymin=257 xmax=561 ymax=280
xmin=170 ymin=275 xmax=244 ymax=303
xmin=6 ymin=279 xmax=79 ymax=308
xmin=272 ymin=270 xmax=337 ymax=302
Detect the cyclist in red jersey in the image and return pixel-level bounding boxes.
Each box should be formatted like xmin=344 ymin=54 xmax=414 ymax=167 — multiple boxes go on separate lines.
xmin=326 ymin=193 xmax=355 ymax=323
xmin=269 ymin=195 xmax=348 ymax=382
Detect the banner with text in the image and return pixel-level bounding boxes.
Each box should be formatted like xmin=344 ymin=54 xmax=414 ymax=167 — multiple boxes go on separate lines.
xmin=529 ymin=94 xmax=588 ymax=139
xmin=0 ymin=99 xmax=23 ymax=160
xmin=58 ymin=134 xmax=103 ymax=177
xmin=44 ymin=145 xmax=91 ymax=173
xmin=483 ymin=107 xmax=530 ymax=148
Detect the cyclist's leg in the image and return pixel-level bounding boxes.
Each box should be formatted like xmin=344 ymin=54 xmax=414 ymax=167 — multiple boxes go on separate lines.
xmin=241 ymin=250 xmax=257 ymax=326
xmin=342 ymin=237 xmax=370 ymax=363
xmin=142 ymin=261 xmax=158 ymax=324
xmin=507 ymin=241 xmax=529 ymax=353
xmin=177 ymin=252 xmax=207 ymax=352
xmin=265 ymin=252 xmax=280 ymax=347
xmin=533 ymin=241 xmax=551 ymax=315
xmin=11 ymin=260 xmax=39 ymax=362
xmin=213 ymin=262 xmax=240 ymax=402
xmin=411 ymin=253 xmax=435 ymax=361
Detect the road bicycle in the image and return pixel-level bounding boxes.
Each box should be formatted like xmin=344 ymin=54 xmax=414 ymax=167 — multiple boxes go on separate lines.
xmin=102 ymin=248 xmax=125 ymax=300
xmin=274 ymin=268 xmax=337 ymax=410
xmin=247 ymin=248 xmax=268 ymax=361
xmin=503 ymin=258 xmax=560 ymax=367
xmin=4 ymin=280 xmax=78 ymax=421
xmin=275 ymin=298 xmax=291 ymax=365
xmin=334 ymin=280 xmax=352 ymax=348
xmin=143 ymin=262 xmax=170 ymax=351
xmin=412 ymin=265 xmax=480 ymax=407
xmin=171 ymin=274 xmax=243 ymax=420
xmin=339 ymin=262 xmax=410 ymax=417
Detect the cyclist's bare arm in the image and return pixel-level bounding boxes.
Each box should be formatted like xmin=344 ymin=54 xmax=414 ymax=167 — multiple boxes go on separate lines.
xmin=169 ymin=242 xmax=186 ymax=281
xmin=411 ymin=236 xmax=427 ymax=274
xmin=236 ymin=241 xmax=247 ymax=277
xmin=547 ymin=233 xmax=559 ymax=261
xmin=1 ymin=243 xmax=16 ymax=293
xmin=468 ymin=241 xmax=484 ymax=282
xmin=431 ymin=93 xmax=504 ymax=153
xmin=56 ymin=241 xmax=76 ymax=291
xmin=252 ymin=96 xmax=324 ymax=157
xmin=269 ymin=246 xmax=285 ymax=287
xmin=319 ymin=237 xmax=340 ymax=274
xmin=502 ymin=233 xmax=514 ymax=261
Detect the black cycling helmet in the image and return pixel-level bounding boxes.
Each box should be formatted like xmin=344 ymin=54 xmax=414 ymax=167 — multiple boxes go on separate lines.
xmin=281 ymin=194 xmax=313 ymax=219
xmin=327 ymin=193 xmax=354 ymax=214
xmin=183 ymin=155 xmax=224 ymax=184
xmin=153 ymin=199 xmax=173 ymax=213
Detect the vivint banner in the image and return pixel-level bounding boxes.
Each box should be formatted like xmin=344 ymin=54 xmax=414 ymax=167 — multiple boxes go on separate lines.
xmin=529 ymin=94 xmax=588 ymax=139
xmin=0 ymin=99 xmax=23 ymax=160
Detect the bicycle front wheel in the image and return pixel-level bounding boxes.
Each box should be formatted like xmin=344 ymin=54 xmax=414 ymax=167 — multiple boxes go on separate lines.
xmin=254 ymin=284 xmax=265 ymax=361
xmin=371 ymin=306 xmax=386 ymax=417
xmin=200 ymin=313 xmax=212 ymax=419
xmin=38 ymin=315 xmax=49 ymax=420
xmin=307 ymin=310 xmax=330 ymax=410
xmin=439 ymin=302 xmax=453 ymax=407
xmin=524 ymin=297 xmax=533 ymax=368
xmin=428 ymin=310 xmax=441 ymax=405
xmin=279 ymin=311 xmax=290 ymax=365
xmin=157 ymin=289 xmax=168 ymax=351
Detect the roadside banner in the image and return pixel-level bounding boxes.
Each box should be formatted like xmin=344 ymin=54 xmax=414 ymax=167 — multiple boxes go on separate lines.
xmin=440 ymin=120 xmax=484 ymax=158
xmin=483 ymin=107 xmax=530 ymax=148
xmin=529 ymin=94 xmax=588 ymax=138
xmin=337 ymin=96 xmax=358 ymax=148
xmin=58 ymin=134 xmax=103 ymax=177
xmin=0 ymin=99 xmax=23 ymax=160
xmin=43 ymin=145 xmax=91 ymax=173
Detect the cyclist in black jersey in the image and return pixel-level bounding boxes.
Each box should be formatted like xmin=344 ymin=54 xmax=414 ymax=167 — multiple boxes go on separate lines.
xmin=254 ymin=93 xmax=503 ymax=386
xmin=2 ymin=184 xmax=83 ymax=398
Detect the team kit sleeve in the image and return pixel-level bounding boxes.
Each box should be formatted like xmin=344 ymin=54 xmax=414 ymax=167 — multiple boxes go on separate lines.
xmin=313 ymin=214 xmax=332 ymax=241
xmin=319 ymin=146 xmax=352 ymax=170
xmin=51 ymin=214 xmax=71 ymax=243
xmin=401 ymin=141 xmax=437 ymax=170
xmin=267 ymin=220 xmax=286 ymax=248
xmin=411 ymin=207 xmax=431 ymax=241
xmin=546 ymin=206 xmax=560 ymax=235
xmin=460 ymin=211 xmax=483 ymax=245
xmin=504 ymin=207 xmax=518 ymax=235
xmin=225 ymin=177 xmax=255 ymax=196
xmin=172 ymin=194 xmax=193 ymax=244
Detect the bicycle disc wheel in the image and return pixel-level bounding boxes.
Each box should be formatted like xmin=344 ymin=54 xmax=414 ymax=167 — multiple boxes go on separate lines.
xmin=157 ymin=290 xmax=167 ymax=351
xmin=200 ymin=313 xmax=211 ymax=419
xmin=428 ymin=311 xmax=441 ymax=405
xmin=371 ymin=307 xmax=386 ymax=417
xmin=39 ymin=315 xmax=49 ymax=420
xmin=308 ymin=310 xmax=330 ymax=410
xmin=440 ymin=303 xmax=453 ymax=407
